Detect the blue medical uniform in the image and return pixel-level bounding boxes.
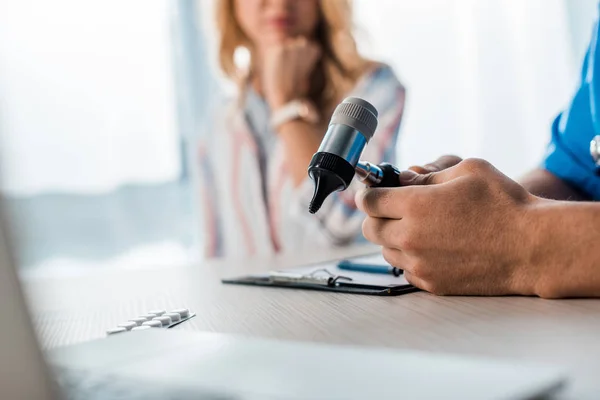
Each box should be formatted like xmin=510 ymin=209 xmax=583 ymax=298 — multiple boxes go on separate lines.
xmin=543 ymin=15 xmax=600 ymax=199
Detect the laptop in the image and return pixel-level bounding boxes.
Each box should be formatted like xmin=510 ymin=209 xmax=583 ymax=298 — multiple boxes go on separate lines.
xmin=0 ymin=203 xmax=61 ymax=399
xmin=0 ymin=200 xmax=566 ymax=399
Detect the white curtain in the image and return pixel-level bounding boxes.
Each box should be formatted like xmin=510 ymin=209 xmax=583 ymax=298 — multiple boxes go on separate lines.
xmin=0 ymin=0 xmax=180 ymax=196
xmin=354 ymin=0 xmax=591 ymax=178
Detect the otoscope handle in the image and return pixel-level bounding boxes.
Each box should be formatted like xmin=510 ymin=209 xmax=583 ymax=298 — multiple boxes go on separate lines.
xmin=372 ymin=162 xmax=402 ymax=188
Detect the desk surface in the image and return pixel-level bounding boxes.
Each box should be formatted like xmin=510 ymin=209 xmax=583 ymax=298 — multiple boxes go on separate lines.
xmin=24 ymin=245 xmax=600 ymax=399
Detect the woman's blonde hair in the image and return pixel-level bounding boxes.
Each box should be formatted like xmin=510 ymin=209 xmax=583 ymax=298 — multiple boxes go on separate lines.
xmin=216 ymin=0 xmax=368 ymax=112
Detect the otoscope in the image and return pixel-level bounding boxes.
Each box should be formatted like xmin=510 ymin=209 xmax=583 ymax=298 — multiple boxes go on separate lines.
xmin=308 ymin=97 xmax=401 ymax=214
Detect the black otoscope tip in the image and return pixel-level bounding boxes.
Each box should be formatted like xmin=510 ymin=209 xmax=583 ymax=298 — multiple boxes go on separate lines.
xmin=308 ymin=169 xmax=345 ymax=214
xmin=308 ymin=152 xmax=356 ymax=214
xmin=308 ymin=201 xmax=321 ymax=215
xmin=308 ymin=170 xmax=344 ymax=214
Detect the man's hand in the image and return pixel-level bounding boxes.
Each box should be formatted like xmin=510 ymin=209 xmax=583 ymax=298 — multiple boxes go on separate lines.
xmin=262 ymin=37 xmax=321 ymax=109
xmin=409 ymin=155 xmax=589 ymax=201
xmin=356 ymin=158 xmax=540 ymax=296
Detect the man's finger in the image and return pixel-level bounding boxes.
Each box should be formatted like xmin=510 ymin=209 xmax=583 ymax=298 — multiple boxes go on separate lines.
xmin=424 ymin=155 xmax=462 ymax=172
xmin=399 ymin=169 xmax=454 ymax=186
xmin=356 ymin=186 xmax=425 ymax=218
xmin=362 ymin=218 xmax=405 ymax=248
xmin=399 ymin=160 xmax=471 ymax=187
xmin=403 ymin=271 xmax=431 ymax=292
xmin=408 ymin=165 xmax=429 ymax=174
xmin=399 ymin=170 xmax=433 ymax=186
xmin=406 ymin=155 xmax=463 ymax=182
xmin=381 ymin=247 xmax=411 ymax=269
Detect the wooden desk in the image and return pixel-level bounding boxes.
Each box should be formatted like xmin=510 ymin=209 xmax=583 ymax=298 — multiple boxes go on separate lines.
xmin=24 ymin=245 xmax=600 ymax=399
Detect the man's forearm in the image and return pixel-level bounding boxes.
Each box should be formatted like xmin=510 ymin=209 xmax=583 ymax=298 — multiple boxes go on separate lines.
xmin=519 ymin=168 xmax=589 ymax=201
xmin=520 ymin=199 xmax=600 ymax=298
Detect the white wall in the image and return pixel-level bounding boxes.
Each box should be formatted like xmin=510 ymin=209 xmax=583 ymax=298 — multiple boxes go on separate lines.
xmin=354 ymin=0 xmax=588 ymax=178
xmin=0 ymin=0 xmax=180 ymax=196
xmin=566 ymin=0 xmax=598 ymax=64
xmin=1 ymin=0 xmax=596 ymax=196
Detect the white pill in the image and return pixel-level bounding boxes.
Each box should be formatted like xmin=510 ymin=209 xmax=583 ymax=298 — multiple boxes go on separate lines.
xmin=129 ymin=318 xmax=147 ymax=326
xmin=171 ymin=308 xmax=190 ymax=318
xmin=152 ymin=316 xmax=172 ymax=326
xmin=164 ymin=312 xmax=181 ymax=323
xmin=142 ymin=320 xmax=162 ymax=328
xmin=148 ymin=309 xmax=166 ymax=316
xmin=117 ymin=321 xmax=137 ymax=331
xmin=139 ymin=314 xmax=157 ymax=321
xmin=131 ymin=326 xmax=152 ymax=331
xmin=106 ymin=327 xmax=127 ymax=335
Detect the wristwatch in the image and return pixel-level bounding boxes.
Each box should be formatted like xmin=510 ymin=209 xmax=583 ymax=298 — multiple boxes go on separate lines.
xmin=270 ymin=99 xmax=320 ymax=130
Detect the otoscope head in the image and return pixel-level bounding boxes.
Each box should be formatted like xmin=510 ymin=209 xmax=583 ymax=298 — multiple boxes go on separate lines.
xmin=308 ymin=97 xmax=378 ymax=214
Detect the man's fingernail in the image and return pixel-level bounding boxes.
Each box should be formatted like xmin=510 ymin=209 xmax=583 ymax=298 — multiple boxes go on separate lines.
xmin=399 ymin=170 xmax=418 ymax=183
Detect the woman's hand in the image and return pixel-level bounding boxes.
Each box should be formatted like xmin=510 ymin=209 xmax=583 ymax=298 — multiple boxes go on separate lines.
xmin=261 ymin=37 xmax=321 ymax=109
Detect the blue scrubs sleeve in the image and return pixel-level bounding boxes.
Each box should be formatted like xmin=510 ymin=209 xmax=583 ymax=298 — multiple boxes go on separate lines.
xmin=543 ymin=39 xmax=600 ymax=199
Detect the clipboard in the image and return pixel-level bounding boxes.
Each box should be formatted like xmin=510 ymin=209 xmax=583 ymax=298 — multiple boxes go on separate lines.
xmin=222 ymin=254 xmax=419 ymax=296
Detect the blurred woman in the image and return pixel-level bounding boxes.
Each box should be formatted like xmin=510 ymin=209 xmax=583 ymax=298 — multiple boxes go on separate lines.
xmin=198 ymin=0 xmax=405 ymax=258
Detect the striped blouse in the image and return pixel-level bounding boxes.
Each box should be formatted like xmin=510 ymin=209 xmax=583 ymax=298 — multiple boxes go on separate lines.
xmin=197 ymin=64 xmax=405 ymax=259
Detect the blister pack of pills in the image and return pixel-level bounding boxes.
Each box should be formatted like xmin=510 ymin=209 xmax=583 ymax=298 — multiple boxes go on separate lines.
xmin=106 ymin=308 xmax=195 ymax=336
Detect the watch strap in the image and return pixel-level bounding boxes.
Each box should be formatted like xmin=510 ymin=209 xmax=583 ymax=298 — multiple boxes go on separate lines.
xmin=270 ymin=100 xmax=319 ymax=130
